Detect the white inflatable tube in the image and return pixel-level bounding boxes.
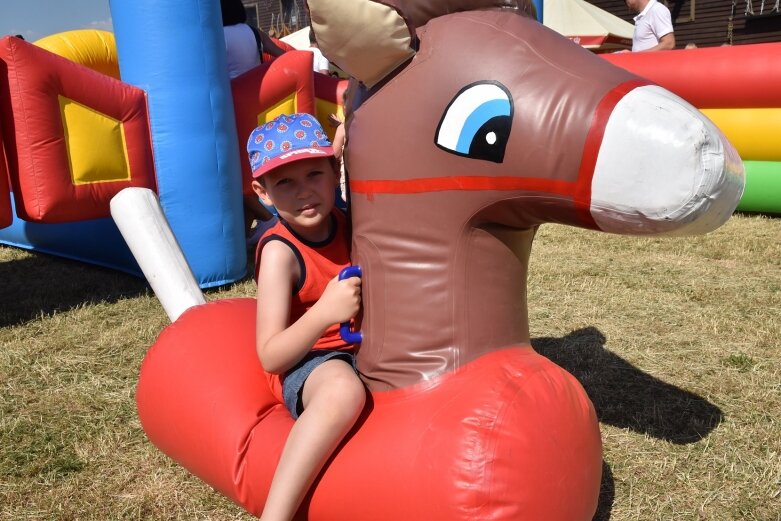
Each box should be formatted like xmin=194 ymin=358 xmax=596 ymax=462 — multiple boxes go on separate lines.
xmin=110 ymin=188 xmax=206 ymax=322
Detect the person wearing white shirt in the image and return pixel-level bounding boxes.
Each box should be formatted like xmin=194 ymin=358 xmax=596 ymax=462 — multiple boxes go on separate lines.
xmin=223 ymin=23 xmax=260 ymax=78
xmin=626 ymin=0 xmax=676 ymax=51
xmin=307 ymin=28 xmax=331 ymax=75
xmin=221 ymin=0 xmax=286 ymax=78
xmin=221 ymin=0 xmax=290 ymax=246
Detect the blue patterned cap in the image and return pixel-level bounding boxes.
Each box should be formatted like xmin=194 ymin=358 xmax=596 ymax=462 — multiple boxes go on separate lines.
xmin=247 ymin=113 xmax=334 ymax=178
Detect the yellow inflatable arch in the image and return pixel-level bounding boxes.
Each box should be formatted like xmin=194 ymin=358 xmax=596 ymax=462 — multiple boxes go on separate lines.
xmin=34 ymin=29 xmax=120 ymax=79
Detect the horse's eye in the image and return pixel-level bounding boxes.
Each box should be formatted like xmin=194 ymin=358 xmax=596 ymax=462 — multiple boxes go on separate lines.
xmin=435 ymin=81 xmax=513 ymax=163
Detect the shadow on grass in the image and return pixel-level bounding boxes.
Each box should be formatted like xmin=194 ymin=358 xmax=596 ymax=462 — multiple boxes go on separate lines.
xmin=0 ymin=251 xmax=150 ymax=327
xmin=593 ymin=461 xmax=614 ymax=521
xmin=534 ymin=327 xmax=722 ymax=521
xmin=533 ymin=326 xmax=723 ymax=444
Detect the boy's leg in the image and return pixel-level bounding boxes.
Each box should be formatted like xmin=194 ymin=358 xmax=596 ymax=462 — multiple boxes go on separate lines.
xmin=260 ymin=359 xmax=365 ymax=521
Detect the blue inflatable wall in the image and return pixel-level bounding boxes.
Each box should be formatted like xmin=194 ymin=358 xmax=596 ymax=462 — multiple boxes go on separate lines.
xmin=533 ymin=0 xmax=544 ymax=22
xmin=0 ymin=0 xmax=247 ymax=288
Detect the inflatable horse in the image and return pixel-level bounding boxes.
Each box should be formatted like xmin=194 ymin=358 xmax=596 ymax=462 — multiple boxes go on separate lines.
xmin=116 ymin=1 xmax=744 ymax=519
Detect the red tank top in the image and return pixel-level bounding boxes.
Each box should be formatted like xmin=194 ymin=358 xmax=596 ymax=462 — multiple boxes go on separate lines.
xmin=254 ymin=210 xmax=353 ymax=400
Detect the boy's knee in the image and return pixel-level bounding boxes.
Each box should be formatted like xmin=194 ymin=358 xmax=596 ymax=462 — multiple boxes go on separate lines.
xmin=305 ymin=360 xmax=366 ymax=416
xmin=327 ymin=368 xmax=366 ymax=412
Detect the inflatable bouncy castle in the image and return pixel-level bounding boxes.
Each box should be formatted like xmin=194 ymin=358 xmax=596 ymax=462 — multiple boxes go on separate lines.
xmin=0 ymin=1 xmax=345 ymax=286
xmin=0 ymin=0 xmax=774 ymax=291
xmin=604 ymin=44 xmax=781 ymax=215
xmin=0 ymin=32 xmax=158 ymax=271
xmin=119 ymin=0 xmax=744 ymax=519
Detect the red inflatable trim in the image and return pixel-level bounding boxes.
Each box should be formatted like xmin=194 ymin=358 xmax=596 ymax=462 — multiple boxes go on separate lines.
xmin=262 ymin=38 xmax=296 ymax=64
xmin=137 ymin=298 xmax=602 ymax=519
xmin=0 ymin=36 xmax=156 ymax=222
xmin=602 ymin=42 xmax=781 ymax=109
xmin=313 ymin=72 xmax=346 ymax=106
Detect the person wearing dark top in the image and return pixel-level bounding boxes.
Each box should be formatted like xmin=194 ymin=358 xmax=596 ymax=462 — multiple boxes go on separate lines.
xmin=220 ymin=0 xmax=288 ymax=245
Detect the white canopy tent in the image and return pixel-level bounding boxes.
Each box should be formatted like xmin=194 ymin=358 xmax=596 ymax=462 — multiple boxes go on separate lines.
xmin=280 ymin=26 xmax=311 ymax=50
xmin=280 ymin=26 xmax=348 ymax=77
xmin=543 ymin=0 xmax=634 ymax=52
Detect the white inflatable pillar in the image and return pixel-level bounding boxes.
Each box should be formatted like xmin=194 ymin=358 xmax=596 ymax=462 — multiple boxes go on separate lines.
xmin=110 ymin=188 xmax=206 ymax=322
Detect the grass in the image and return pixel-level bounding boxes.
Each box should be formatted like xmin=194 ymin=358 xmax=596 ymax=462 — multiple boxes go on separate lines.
xmin=1 ymin=213 xmax=779 ymax=520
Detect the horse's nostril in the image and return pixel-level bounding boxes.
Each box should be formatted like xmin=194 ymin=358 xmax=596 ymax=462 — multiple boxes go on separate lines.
xmin=589 ymin=85 xmax=744 ymax=236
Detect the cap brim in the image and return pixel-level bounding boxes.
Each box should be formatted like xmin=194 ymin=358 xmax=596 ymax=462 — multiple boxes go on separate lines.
xmin=252 ymin=146 xmax=335 ymax=178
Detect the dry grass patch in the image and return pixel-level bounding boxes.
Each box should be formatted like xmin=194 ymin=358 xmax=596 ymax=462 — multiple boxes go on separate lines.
xmin=529 ymin=214 xmax=780 ymax=521
xmin=0 ymin=249 xmax=256 ymax=520
xmin=1 ymin=214 xmax=779 ymax=520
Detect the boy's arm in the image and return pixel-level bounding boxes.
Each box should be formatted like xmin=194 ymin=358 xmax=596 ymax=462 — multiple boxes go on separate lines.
xmin=256 ymin=240 xmax=361 ymax=374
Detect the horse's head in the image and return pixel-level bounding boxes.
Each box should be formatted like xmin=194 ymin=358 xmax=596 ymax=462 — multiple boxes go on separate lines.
xmin=309 ymin=0 xmax=744 ymax=390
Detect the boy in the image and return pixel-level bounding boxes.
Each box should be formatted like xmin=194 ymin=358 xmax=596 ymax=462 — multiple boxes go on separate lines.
xmin=247 ymin=113 xmax=365 ymax=521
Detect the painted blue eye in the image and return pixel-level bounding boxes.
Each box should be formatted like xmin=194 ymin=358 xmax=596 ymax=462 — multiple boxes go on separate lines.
xmin=435 ymin=81 xmax=513 ymax=163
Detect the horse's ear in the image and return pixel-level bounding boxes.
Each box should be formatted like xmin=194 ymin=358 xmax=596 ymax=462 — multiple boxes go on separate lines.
xmin=308 ymin=0 xmax=416 ymax=88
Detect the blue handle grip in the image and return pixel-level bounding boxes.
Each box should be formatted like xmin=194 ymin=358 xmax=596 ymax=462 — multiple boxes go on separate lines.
xmin=338 ymin=265 xmax=363 ymax=344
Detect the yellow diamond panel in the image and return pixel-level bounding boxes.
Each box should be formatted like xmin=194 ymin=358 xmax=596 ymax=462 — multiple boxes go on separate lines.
xmin=315 ymin=97 xmax=342 ymax=141
xmin=58 ymin=95 xmax=131 ymax=185
xmin=258 ymin=93 xmax=297 ymax=126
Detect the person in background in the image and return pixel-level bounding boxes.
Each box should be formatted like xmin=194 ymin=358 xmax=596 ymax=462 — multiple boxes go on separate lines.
xmin=307 ymin=28 xmax=331 ymax=75
xmin=625 ymin=0 xmax=675 ymax=52
xmin=221 ymin=0 xmax=286 ymax=78
xmin=221 ymin=0 xmax=287 ymax=246
xmin=331 ymin=119 xmax=346 ymax=203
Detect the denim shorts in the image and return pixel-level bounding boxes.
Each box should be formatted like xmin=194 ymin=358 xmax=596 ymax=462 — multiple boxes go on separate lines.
xmin=282 ymin=350 xmax=357 ymax=419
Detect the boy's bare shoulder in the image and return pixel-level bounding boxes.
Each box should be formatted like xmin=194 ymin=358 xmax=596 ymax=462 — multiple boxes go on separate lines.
xmin=258 ymin=238 xmax=300 ymax=277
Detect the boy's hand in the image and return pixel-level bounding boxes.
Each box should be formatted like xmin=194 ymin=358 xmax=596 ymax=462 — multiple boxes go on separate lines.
xmin=316 ymin=275 xmax=361 ymax=324
xmin=327 ymin=112 xmax=342 ymax=128
xmin=332 ymin=122 xmax=346 ymax=161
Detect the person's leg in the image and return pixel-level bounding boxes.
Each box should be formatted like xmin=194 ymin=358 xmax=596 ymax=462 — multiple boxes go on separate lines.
xmin=260 ymin=359 xmax=365 ymax=521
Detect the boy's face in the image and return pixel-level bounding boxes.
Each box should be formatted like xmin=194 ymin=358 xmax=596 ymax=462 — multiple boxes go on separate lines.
xmin=252 ymin=157 xmax=338 ymax=232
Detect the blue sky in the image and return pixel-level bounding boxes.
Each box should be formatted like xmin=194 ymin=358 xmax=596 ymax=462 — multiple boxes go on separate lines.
xmin=0 ymin=0 xmax=112 ymax=43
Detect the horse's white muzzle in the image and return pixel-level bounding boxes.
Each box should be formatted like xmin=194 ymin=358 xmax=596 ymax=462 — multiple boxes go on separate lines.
xmin=590 ymin=85 xmax=745 ymax=235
